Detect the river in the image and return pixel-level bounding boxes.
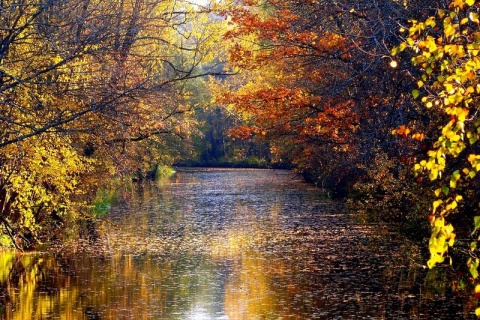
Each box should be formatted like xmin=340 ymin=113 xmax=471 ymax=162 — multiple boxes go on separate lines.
xmin=0 ymin=168 xmax=476 ymax=319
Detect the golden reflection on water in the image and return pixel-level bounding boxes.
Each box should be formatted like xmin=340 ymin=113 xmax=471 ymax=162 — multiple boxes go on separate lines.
xmin=1 ymin=169 xmax=478 ymax=319
xmin=224 ymin=252 xmax=274 ymax=320
xmin=208 ymin=212 xmax=305 ymax=319
xmin=206 ymin=198 xmax=284 ymax=319
xmin=0 ymin=203 xmax=293 ymax=319
xmin=0 ymin=251 xmax=174 ymax=319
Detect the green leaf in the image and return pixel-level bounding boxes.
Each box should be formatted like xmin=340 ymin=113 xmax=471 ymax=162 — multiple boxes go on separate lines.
xmin=442 ymin=186 xmax=450 ymax=195
xmin=471 ymin=241 xmax=477 ymax=251
xmin=474 ymin=216 xmax=480 ymax=233
xmin=452 ymin=170 xmax=461 ymax=180
xmin=469 ymin=258 xmax=479 ymax=279
xmin=412 ymin=89 xmax=420 ymax=99
xmin=471 ymin=267 xmax=479 ymax=280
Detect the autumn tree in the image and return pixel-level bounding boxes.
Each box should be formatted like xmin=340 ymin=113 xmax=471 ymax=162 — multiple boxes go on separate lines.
xmin=393 ymin=0 xmax=480 ymax=313
xmin=214 ymin=1 xmax=356 ymax=182
xmin=214 ymin=0 xmax=431 ymax=203
xmin=0 ymin=0 xmax=229 ymax=248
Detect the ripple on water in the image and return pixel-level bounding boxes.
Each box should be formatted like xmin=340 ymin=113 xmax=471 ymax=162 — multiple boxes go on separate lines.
xmin=1 ymin=168 xmax=476 ymax=319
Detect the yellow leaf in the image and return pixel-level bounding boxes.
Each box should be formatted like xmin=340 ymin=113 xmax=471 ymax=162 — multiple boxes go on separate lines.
xmin=450 ymin=179 xmax=457 ymax=188
xmin=435 ymin=216 xmax=445 ymax=227
xmin=448 ymin=233 xmax=456 ymax=246
xmin=445 ymin=223 xmax=454 ymax=235
xmin=412 ymin=132 xmax=425 ymax=141
xmin=433 ymin=199 xmax=443 ymax=213
xmin=469 ymin=12 xmax=479 ymax=24
xmin=448 ymin=200 xmax=458 ymax=210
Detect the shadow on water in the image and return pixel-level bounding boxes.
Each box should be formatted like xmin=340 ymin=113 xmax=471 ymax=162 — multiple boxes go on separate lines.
xmin=0 ymin=168 xmax=477 ymax=319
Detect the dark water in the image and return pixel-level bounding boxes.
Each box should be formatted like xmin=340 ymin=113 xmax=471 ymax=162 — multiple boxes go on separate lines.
xmin=0 ymin=168 xmax=476 ymax=319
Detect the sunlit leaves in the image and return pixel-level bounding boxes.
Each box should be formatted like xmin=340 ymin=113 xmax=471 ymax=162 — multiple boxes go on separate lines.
xmin=428 ymin=217 xmax=456 ymax=269
xmin=470 ymin=257 xmax=480 ymax=279
xmin=0 ymin=0 xmax=228 ymax=248
xmin=215 ymin=0 xmax=365 ymax=176
xmin=0 ymin=134 xmax=92 ymax=246
xmin=394 ymin=0 xmax=480 ymax=310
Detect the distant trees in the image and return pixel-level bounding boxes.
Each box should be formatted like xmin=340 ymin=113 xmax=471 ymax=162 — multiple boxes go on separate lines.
xmin=189 ymin=106 xmax=271 ymax=166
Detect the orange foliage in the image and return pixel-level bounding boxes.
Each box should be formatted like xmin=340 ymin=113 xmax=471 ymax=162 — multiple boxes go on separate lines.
xmin=216 ymin=0 xmax=359 ymax=173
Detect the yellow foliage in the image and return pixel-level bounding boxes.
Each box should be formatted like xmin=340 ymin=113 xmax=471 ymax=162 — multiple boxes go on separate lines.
xmin=0 ymin=0 xmax=227 ymax=247
xmin=0 ymin=135 xmax=92 ymax=244
xmin=394 ymin=0 xmax=480 ymax=308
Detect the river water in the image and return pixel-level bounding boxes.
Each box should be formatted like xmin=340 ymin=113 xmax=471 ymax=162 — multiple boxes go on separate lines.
xmin=0 ymin=168 xmax=476 ymax=319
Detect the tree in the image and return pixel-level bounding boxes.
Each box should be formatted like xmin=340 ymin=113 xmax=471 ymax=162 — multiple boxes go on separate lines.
xmin=214 ymin=0 xmax=432 ymax=197
xmin=0 ymin=0 xmax=230 ymax=248
xmin=393 ymin=0 xmax=480 ymax=313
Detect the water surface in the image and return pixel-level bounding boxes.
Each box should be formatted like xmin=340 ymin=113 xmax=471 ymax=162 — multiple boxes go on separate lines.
xmin=0 ymin=168 xmax=476 ymax=319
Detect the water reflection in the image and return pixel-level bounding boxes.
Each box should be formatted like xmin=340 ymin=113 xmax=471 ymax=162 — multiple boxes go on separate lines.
xmin=0 ymin=168 xmax=477 ymax=319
